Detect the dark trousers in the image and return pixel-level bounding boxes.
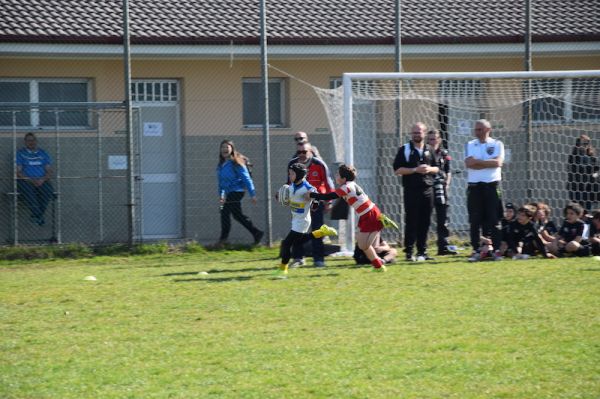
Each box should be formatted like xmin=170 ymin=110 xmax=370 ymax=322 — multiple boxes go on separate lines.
xmin=467 ymin=182 xmax=502 ymax=251
xmin=281 ymin=230 xmax=314 ymax=264
xmin=17 ymin=180 xmax=54 ymax=220
xmin=292 ymin=202 xmax=325 ymax=262
xmin=435 ymin=203 xmax=450 ymax=251
xmin=220 ymin=191 xmax=260 ymax=240
xmin=403 ymin=186 xmax=433 ymax=255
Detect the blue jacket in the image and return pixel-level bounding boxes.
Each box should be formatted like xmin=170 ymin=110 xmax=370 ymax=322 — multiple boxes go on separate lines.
xmin=217 ymin=160 xmax=256 ymax=198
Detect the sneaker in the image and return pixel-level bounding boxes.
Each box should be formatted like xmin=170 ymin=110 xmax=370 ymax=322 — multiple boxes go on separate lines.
xmin=467 ymin=251 xmax=480 ymax=262
xmin=512 ymin=254 xmax=530 ymax=260
xmin=372 ymin=265 xmax=387 ymax=272
xmin=214 ymin=239 xmax=229 ymax=248
xmin=314 ymin=260 xmax=326 ymax=268
xmin=438 ymin=248 xmax=458 ymax=256
xmin=492 ymin=250 xmax=503 ymax=261
xmin=253 ymin=230 xmax=264 ymax=245
xmin=416 ymin=253 xmax=435 ymax=261
xmin=405 ymin=254 xmax=416 ymax=262
xmin=315 ymin=224 xmax=338 ymax=237
xmin=289 ymin=258 xmax=305 ymax=268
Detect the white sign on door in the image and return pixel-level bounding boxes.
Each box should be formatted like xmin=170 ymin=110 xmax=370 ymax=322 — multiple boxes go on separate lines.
xmin=143 ymin=122 xmax=163 ymax=137
xmin=108 ymin=155 xmax=127 ymax=170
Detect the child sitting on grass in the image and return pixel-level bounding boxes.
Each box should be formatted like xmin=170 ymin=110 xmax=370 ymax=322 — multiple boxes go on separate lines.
xmin=507 ymin=205 xmax=555 ymax=259
xmin=547 ymin=202 xmax=589 ymax=257
xmin=533 ymin=202 xmax=558 ymax=245
xmin=275 ymin=163 xmax=338 ymax=278
xmin=588 ymin=210 xmax=600 ymax=256
xmin=307 ymin=164 xmax=398 ymax=272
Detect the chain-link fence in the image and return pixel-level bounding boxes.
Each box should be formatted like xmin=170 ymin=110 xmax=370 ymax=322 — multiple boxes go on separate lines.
xmin=0 ymin=103 xmax=338 ymax=247
xmin=0 ymin=104 xmax=138 ymax=245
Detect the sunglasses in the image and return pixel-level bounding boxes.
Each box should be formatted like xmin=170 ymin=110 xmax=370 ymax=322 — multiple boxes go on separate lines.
xmin=294 ymin=137 xmax=307 ymax=142
xmin=297 ymin=150 xmax=308 ymax=155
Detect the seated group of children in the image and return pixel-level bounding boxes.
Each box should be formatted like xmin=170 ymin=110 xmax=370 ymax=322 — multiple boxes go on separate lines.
xmin=492 ymin=201 xmax=600 ymax=260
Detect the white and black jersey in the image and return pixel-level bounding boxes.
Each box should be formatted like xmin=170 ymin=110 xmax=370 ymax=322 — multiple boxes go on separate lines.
xmin=464 ymin=137 xmax=504 ymax=183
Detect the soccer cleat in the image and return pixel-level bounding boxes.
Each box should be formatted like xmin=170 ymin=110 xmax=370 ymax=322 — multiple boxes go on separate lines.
xmin=289 ymin=258 xmax=305 ymax=268
xmin=313 ymin=224 xmax=338 ymax=238
xmin=405 ymin=253 xmax=416 ymax=262
xmin=378 ymin=214 xmax=399 ymax=230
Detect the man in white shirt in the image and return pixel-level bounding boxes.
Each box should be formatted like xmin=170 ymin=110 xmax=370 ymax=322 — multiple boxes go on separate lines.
xmin=464 ymin=119 xmax=505 ymax=261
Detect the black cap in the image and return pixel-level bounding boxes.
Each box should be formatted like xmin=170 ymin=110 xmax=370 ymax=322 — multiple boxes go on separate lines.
xmin=289 ymin=163 xmax=307 ymax=182
xmin=505 ymin=202 xmax=515 ymax=210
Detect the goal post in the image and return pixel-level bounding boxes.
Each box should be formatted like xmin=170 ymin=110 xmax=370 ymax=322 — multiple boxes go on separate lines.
xmin=316 ymin=70 xmax=600 ymax=252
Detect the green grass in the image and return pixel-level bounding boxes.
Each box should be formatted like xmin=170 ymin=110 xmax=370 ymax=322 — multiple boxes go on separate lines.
xmin=1 ymin=249 xmax=599 ymax=398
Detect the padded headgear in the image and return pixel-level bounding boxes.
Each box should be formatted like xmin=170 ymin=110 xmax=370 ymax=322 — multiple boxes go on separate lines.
xmin=289 ymin=163 xmax=307 ymax=182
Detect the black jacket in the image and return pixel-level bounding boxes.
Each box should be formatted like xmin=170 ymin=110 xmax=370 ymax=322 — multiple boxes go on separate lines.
xmin=393 ymin=142 xmax=438 ymax=188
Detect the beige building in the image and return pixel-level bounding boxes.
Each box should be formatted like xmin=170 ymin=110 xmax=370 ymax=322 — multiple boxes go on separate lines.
xmin=1 ymin=1 xmax=599 ymax=244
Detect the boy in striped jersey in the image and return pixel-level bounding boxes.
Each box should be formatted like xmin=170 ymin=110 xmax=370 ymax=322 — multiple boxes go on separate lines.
xmin=308 ymin=164 xmax=398 ymax=272
xmin=275 ymin=163 xmax=338 ymax=278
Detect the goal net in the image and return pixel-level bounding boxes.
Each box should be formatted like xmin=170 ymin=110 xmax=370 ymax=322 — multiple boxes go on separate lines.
xmin=314 ymin=71 xmax=600 ymax=251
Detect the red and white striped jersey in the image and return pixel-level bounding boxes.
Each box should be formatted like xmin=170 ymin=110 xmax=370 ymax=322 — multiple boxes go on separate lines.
xmin=335 ymin=181 xmax=374 ymax=217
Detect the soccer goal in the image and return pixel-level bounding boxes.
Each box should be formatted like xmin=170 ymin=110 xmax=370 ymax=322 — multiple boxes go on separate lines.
xmin=315 ymin=70 xmax=600 ymax=251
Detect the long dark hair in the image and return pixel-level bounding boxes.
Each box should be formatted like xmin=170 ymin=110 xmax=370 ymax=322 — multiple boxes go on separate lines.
xmin=573 ymin=134 xmax=595 ymax=156
xmin=219 ymin=139 xmax=246 ymax=167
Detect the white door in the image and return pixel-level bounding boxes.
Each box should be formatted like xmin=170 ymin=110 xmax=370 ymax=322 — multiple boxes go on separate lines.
xmin=132 ymin=80 xmax=181 ymax=239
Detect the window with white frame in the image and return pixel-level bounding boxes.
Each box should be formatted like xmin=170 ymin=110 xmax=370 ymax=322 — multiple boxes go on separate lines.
xmin=0 ymin=79 xmax=91 ymax=128
xmin=529 ymin=78 xmax=600 ymax=123
xmin=242 ymin=78 xmax=287 ymax=127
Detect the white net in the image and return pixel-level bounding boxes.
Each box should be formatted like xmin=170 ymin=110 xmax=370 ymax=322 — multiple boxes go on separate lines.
xmin=315 ymin=71 xmax=600 ymax=247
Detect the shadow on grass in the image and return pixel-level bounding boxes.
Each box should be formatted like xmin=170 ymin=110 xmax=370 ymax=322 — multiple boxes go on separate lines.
xmin=162 ymin=265 xmax=279 ymax=277
xmin=580 ymin=268 xmax=600 ymax=272
xmin=172 ymin=270 xmax=341 ymax=283
xmin=174 ymin=276 xmax=255 ymax=283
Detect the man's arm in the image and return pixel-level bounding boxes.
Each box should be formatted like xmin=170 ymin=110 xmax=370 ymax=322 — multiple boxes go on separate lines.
xmin=465 ymin=157 xmax=503 ymax=169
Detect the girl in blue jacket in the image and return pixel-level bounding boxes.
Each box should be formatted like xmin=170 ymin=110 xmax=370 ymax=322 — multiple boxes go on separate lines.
xmin=217 ymin=140 xmax=263 ymax=246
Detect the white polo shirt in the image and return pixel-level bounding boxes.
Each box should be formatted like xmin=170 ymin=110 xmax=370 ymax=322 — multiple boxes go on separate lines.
xmin=464 ymin=137 xmax=504 ymax=183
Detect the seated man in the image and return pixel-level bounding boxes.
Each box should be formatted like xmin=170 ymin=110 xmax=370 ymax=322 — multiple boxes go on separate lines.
xmin=16 ymin=133 xmax=54 ymax=226
xmin=353 ymin=232 xmax=398 ymax=265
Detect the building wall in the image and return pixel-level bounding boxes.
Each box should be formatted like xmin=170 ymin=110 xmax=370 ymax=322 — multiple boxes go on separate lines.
xmin=0 ymin=53 xmax=598 ymax=243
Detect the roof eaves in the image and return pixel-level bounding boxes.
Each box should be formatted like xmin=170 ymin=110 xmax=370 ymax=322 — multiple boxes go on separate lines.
xmin=1 ymin=34 xmax=599 ymax=46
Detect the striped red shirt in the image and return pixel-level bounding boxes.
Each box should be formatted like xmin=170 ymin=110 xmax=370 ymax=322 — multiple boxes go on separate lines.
xmin=335 ymin=181 xmax=374 ymax=216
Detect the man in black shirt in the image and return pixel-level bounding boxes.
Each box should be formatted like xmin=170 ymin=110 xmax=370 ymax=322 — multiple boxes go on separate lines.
xmin=393 ymin=122 xmax=440 ymax=261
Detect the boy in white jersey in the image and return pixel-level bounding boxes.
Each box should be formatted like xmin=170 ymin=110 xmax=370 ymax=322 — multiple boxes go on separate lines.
xmin=275 ymin=163 xmax=338 ymax=278
xmin=309 ymin=164 xmax=398 ymax=272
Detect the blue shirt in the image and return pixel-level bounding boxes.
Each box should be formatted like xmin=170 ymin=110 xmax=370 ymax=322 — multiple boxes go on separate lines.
xmin=217 ymin=160 xmax=256 ymax=198
xmin=16 ymin=148 xmax=52 ymax=178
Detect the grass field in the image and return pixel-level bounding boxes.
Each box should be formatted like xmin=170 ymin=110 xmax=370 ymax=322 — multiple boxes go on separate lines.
xmin=1 ymin=247 xmax=599 ymax=399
